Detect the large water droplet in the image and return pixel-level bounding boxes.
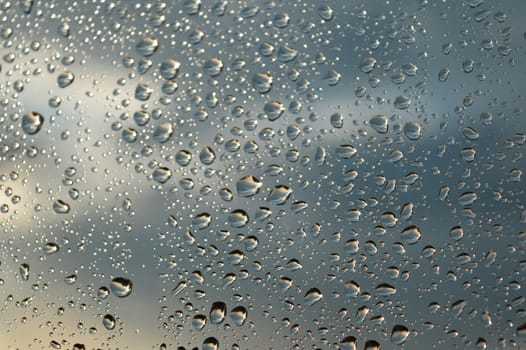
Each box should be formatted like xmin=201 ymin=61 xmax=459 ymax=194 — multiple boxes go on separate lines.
xmin=391 ymin=325 xmax=410 ymax=345
xmin=230 ymin=306 xmax=247 ymax=326
xmin=57 ymin=71 xmax=75 ymax=88
xmin=252 ymin=73 xmax=273 ymax=93
xmin=236 ymin=176 xmax=262 ymax=197
xmin=110 ymin=277 xmax=133 ymax=298
xmin=21 ymin=111 xmax=44 ymax=135
xmin=369 ymin=115 xmax=388 ymax=134
xmin=401 ymin=225 xmax=422 ymax=244
xmin=210 ymin=301 xmax=227 ymax=324
xmin=53 ymin=200 xmax=70 ymax=214
xmin=136 ymin=37 xmax=159 ymax=57
xmin=103 ymin=314 xmax=116 ymax=330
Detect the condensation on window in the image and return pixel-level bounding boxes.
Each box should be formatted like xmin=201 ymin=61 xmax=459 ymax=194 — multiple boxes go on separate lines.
xmin=0 ymin=0 xmax=525 ymax=349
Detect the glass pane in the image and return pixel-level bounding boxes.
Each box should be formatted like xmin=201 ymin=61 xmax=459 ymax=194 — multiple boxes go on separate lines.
xmin=1 ymin=0 xmax=525 ymax=349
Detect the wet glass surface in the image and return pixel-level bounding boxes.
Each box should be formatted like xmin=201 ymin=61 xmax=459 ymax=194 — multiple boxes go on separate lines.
xmin=0 ymin=0 xmax=525 ymax=349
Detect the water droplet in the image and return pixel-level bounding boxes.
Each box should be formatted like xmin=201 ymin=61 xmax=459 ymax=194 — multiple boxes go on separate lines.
xmin=203 ymin=57 xmax=224 ymax=77
xmin=224 ymin=208 xmax=248 ymax=228
xmin=53 ymin=200 xmax=70 ymax=214
xmin=344 ymin=280 xmax=360 ymax=298
xmin=335 ymin=145 xmax=357 ymax=159
xmin=449 ymin=226 xmax=464 ymax=241
xmin=199 ymin=146 xmax=216 ymax=165
xmin=403 ymin=122 xmax=422 ymax=140
xmin=135 ymin=83 xmax=153 ymax=101
xmin=97 ymin=286 xmax=110 ymax=299
xmin=402 ymin=63 xmax=418 ymax=76
xmin=267 ymin=185 xmax=292 ymax=205
xmin=304 ymin=287 xmax=323 ymax=305
xmin=264 ymin=101 xmax=285 ymax=121
xmin=360 ymin=57 xmax=376 ymax=73
xmin=203 ymin=337 xmax=219 ymax=350
xmin=236 ymin=176 xmax=262 ymax=197
xmin=57 ymin=71 xmax=75 ymax=88
xmin=391 ymin=325 xmax=409 ymax=345
xmin=252 ymin=73 xmax=273 ymax=93
xmin=463 ymin=59 xmax=475 ymax=73
xmin=439 ymin=67 xmax=450 ymax=82
xmin=175 ymin=150 xmax=192 ymax=166
xmin=21 ymin=111 xmax=44 ymax=135
xmin=318 ymin=5 xmax=334 ymax=21
xmin=183 ymin=0 xmax=201 ymax=15
xmin=103 ymin=314 xmax=116 ymax=330
xmin=171 ymin=281 xmax=187 ymax=296
xmin=451 ymin=299 xmax=466 ymax=318
xmin=355 ymin=306 xmax=369 ymax=325
xmin=153 ymin=167 xmax=172 ymax=184
xmin=230 ymin=306 xmax=247 ymax=326
xmin=192 ymin=314 xmax=207 ymax=331
xmin=64 ymin=274 xmax=77 ymax=285
xmin=133 ymin=110 xmax=150 ymax=126
xmin=369 ymin=115 xmax=388 ymax=133
xmin=326 ymin=69 xmax=341 ymax=86
xmin=375 ymin=283 xmax=396 ymax=296
xmin=516 ymin=322 xmax=526 ymax=342
xmin=136 ymin=37 xmax=159 ymax=57
xmin=458 ymin=192 xmax=477 ymax=206
xmin=277 ymin=45 xmax=298 ymax=62
xmin=110 ymin=277 xmax=133 ymax=298
xmin=185 ymin=214 xmax=208 ymax=233
xmin=394 ymin=95 xmax=411 ymax=109
xmin=364 ymin=340 xmax=381 ymax=350
xmin=210 ymin=301 xmax=227 ymax=324
xmin=152 ymin=123 xmax=173 ymax=143
xmin=463 ymin=127 xmax=480 ymax=140
xmin=340 ymin=336 xmax=357 ymax=350
xmin=19 ymin=263 xmax=30 ymax=281
xmin=401 ymin=225 xmax=422 ymax=244
xmin=43 ymin=242 xmax=60 ymax=255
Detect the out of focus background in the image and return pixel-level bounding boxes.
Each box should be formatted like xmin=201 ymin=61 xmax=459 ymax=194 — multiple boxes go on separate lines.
xmin=0 ymin=0 xmax=525 ymax=349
